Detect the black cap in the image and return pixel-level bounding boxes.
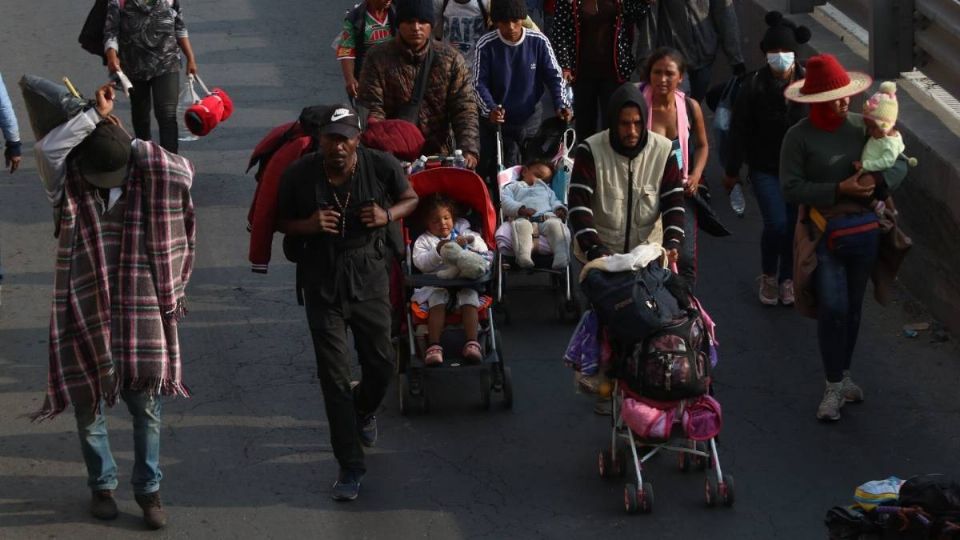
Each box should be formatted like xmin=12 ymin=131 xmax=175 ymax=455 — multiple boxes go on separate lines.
xmin=760 ymin=11 xmax=811 ymax=53
xmin=491 ymin=0 xmax=528 ymax=22
xmin=320 ymin=104 xmax=362 ymax=139
xmin=395 ymin=0 xmax=435 ymax=25
xmin=76 ymin=122 xmax=132 ymax=188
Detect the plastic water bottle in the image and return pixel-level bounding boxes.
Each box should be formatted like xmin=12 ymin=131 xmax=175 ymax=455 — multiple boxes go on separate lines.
xmin=410 ymin=155 xmax=428 ymax=174
xmin=729 ymin=183 xmax=746 ymax=217
xmin=452 ymin=149 xmax=466 ymax=169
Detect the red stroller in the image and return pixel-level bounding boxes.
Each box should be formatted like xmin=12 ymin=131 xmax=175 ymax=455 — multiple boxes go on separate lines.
xmin=397 ymin=167 xmax=512 ymax=413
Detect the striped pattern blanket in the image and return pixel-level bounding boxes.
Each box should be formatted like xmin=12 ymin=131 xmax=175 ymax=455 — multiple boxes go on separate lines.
xmin=35 ymin=139 xmax=196 ymax=420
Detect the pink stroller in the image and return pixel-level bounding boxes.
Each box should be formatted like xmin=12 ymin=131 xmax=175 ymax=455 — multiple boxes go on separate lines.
xmin=597 ymin=307 xmax=734 ymax=513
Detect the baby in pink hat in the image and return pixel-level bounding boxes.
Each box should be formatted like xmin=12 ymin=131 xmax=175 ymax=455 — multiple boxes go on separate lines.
xmin=856 ymin=81 xmax=917 ymax=214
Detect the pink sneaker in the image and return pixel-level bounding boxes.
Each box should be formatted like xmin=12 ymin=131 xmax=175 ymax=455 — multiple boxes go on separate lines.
xmin=758 ymin=275 xmax=778 ymax=306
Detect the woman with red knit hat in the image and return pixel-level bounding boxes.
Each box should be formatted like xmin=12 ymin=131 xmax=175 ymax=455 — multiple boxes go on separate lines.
xmin=780 ymin=54 xmax=909 ymax=422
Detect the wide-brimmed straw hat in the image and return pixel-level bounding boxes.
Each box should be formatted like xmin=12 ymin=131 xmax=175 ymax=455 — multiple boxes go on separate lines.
xmin=784 ymin=54 xmax=872 ymax=103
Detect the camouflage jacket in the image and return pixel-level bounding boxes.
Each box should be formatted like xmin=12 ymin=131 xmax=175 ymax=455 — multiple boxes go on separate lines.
xmin=358 ymin=39 xmax=479 ymax=157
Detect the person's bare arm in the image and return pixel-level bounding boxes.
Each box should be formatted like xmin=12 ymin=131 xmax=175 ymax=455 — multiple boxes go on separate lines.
xmin=687 ymin=99 xmax=709 ymax=194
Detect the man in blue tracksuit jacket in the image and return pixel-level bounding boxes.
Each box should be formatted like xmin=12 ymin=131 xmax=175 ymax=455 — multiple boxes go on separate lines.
xmin=473 ymin=0 xmax=571 ymax=187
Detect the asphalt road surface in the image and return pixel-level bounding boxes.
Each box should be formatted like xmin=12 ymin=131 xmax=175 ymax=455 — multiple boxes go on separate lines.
xmin=1 ymin=1 xmax=958 ymax=538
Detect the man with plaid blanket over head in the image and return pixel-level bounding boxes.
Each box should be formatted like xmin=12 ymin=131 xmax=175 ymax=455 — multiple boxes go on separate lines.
xmin=33 ymin=83 xmax=195 ymax=530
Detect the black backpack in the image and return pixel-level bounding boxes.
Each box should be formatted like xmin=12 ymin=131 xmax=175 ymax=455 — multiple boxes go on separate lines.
xmin=79 ymin=0 xmax=110 ymax=63
xmin=581 ymin=262 xmax=690 ymax=346
xmin=622 ymin=313 xmax=711 ymax=401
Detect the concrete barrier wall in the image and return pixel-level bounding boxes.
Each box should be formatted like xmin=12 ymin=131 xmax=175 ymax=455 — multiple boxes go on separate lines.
xmin=736 ymin=0 xmax=960 ymax=331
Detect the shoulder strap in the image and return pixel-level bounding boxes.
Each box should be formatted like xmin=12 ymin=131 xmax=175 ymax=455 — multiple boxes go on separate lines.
xmin=685 ymin=96 xmax=695 ymax=133
xmin=408 ymin=46 xmax=435 ymax=118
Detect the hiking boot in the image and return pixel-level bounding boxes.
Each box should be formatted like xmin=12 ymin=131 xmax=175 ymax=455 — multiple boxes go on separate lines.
xmin=358 ymin=414 xmax=377 ymax=448
xmin=331 ymin=469 xmax=364 ymax=502
xmin=758 ymin=275 xmax=779 ymax=306
xmin=134 ymin=491 xmax=167 ymax=530
xmin=90 ymin=489 xmax=118 ymax=520
xmin=780 ymin=279 xmax=795 ymax=306
xmin=841 ymin=371 xmax=864 ymax=403
xmin=816 ymin=382 xmax=845 ymax=422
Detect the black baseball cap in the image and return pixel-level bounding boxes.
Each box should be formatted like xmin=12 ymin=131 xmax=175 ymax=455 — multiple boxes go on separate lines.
xmin=76 ymin=122 xmax=132 ymax=188
xmin=320 ymin=104 xmax=362 ymax=139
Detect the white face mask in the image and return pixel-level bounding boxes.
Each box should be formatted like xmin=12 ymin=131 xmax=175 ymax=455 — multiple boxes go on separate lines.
xmin=766 ymin=52 xmax=796 ymax=73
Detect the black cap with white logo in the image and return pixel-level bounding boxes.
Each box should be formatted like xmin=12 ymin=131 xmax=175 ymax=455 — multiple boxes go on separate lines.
xmin=320 ymin=104 xmax=362 ymax=139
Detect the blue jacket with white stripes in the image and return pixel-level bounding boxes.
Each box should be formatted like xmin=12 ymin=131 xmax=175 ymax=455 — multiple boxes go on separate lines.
xmin=472 ymin=28 xmax=569 ymax=126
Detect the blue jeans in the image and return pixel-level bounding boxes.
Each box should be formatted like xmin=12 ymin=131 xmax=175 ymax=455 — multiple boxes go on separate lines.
xmin=751 ymin=171 xmax=797 ymax=281
xmin=814 ymin=228 xmax=880 ymax=382
xmin=74 ymin=390 xmax=163 ymax=494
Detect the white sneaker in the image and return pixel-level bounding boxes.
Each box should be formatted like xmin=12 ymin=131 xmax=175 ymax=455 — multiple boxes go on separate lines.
xmin=816 ymin=382 xmax=845 ymax=421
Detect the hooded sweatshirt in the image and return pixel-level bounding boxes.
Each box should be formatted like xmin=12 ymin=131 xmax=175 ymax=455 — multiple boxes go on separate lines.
xmin=567 ymin=84 xmax=684 ymax=260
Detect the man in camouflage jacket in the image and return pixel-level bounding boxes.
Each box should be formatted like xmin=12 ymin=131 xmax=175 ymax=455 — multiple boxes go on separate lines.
xmin=358 ymin=0 xmax=480 ymax=166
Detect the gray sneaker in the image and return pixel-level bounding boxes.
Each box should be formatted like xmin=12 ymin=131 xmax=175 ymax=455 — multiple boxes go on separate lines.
xmin=331 ymin=469 xmax=364 ymax=502
xmin=841 ymin=371 xmax=864 ymax=403
xmin=816 ymin=382 xmax=845 ymax=421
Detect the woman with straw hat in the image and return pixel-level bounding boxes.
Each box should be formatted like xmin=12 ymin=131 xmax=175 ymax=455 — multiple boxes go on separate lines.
xmin=780 ymin=54 xmax=909 ymax=422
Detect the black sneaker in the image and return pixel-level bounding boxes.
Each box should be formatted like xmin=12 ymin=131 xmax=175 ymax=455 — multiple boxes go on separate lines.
xmin=358 ymin=414 xmax=377 ymax=447
xmin=331 ymin=469 xmax=364 ymax=501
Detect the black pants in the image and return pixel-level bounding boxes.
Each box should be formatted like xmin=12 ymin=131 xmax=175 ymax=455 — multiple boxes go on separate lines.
xmin=305 ymin=291 xmax=395 ymax=473
xmin=573 ymin=76 xmax=619 ymax=143
xmin=130 ymin=70 xmax=179 ymax=154
xmin=478 ymin=108 xmax=541 ymax=187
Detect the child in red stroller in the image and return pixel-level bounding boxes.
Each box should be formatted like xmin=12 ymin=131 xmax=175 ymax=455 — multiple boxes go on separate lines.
xmin=397 ymin=166 xmax=512 ymax=413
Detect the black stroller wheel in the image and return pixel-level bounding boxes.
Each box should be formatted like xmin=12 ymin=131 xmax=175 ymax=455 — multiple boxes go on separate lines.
xmin=639 ymin=482 xmax=654 ymax=514
xmin=624 ymin=483 xmax=639 ymax=514
xmin=720 ymin=475 xmax=736 ymax=507
xmin=705 ymin=475 xmax=720 ymax=507
xmin=501 ymin=366 xmax=513 ymax=409
xmin=480 ymin=371 xmax=492 ymax=410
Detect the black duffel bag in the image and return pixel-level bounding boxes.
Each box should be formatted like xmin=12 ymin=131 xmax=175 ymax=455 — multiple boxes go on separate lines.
xmin=581 ymin=262 xmax=689 ymax=345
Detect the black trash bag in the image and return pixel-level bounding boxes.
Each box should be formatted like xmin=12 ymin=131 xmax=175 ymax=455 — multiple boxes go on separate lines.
xmin=693 ymin=184 xmax=731 ymax=237
xmin=19 ymin=75 xmax=91 ymax=141
xmin=898 ymin=474 xmax=960 ymax=537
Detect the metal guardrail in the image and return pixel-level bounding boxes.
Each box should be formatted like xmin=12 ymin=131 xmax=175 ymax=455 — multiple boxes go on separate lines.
xmin=788 ymin=0 xmax=960 ymax=97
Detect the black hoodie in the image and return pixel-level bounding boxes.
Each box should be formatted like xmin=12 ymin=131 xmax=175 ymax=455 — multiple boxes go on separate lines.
xmin=566 ymin=83 xmax=686 ymax=260
xmin=606 ymin=83 xmax=649 ymax=159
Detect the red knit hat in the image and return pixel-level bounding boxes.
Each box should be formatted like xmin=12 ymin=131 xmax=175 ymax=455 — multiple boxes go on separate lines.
xmin=784 ymin=54 xmax=872 ymax=103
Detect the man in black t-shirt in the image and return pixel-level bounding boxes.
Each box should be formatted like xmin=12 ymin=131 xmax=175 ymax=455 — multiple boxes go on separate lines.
xmin=276 ymin=104 xmax=418 ymax=502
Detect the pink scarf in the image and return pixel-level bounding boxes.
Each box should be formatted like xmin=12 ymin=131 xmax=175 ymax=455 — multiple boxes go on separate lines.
xmin=642 ymin=84 xmax=690 ymax=183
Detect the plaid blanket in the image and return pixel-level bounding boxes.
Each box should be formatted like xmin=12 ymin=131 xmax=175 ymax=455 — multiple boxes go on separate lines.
xmin=35 ymin=140 xmax=196 ymax=420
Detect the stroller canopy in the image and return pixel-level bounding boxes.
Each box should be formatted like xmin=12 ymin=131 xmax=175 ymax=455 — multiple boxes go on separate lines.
xmin=408 ymin=167 xmax=496 ymax=248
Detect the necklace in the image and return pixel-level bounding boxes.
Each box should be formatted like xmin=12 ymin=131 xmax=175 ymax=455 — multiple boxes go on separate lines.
xmin=328 ymin=157 xmax=357 ymax=237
